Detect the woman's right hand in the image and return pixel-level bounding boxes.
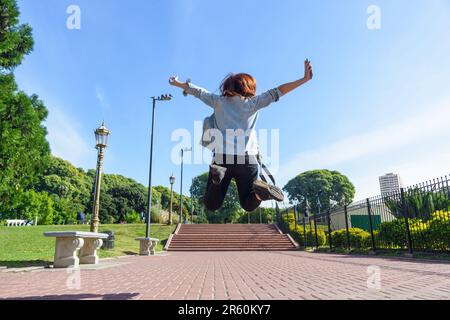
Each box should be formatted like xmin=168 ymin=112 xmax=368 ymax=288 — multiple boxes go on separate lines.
xmin=169 ymin=75 xmax=182 ymax=87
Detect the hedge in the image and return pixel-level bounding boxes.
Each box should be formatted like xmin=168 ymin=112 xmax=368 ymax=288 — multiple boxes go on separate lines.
xmin=377 ymin=211 xmax=450 ymax=251
xmin=331 ymin=228 xmax=372 ymax=249
xmin=291 ymin=226 xmax=327 ymax=247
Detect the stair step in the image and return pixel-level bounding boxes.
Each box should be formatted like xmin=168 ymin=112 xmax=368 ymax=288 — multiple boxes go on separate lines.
xmin=166 ymin=224 xmax=295 ymax=251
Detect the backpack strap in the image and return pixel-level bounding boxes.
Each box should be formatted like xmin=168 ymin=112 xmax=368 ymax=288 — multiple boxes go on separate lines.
xmin=256 ymin=153 xmax=276 ymax=186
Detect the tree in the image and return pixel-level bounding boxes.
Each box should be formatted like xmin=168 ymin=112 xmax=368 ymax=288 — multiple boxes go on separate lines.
xmin=0 ymin=0 xmax=50 ymax=216
xmin=0 ymin=0 xmax=34 ymax=71
xmin=283 ymin=170 xmax=355 ymax=215
xmin=154 ymin=185 xmax=173 ymax=210
xmin=12 ymin=190 xmax=54 ymax=225
xmin=35 ymin=157 xmax=92 ymax=207
xmin=237 ymin=207 xmax=276 ymax=224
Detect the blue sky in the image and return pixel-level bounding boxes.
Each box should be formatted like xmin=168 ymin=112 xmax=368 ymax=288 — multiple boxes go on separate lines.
xmin=14 ymin=0 xmax=450 ymax=203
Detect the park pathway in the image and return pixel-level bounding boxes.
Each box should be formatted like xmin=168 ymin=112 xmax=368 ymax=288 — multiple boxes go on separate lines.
xmin=1 ymin=251 xmax=449 ymax=300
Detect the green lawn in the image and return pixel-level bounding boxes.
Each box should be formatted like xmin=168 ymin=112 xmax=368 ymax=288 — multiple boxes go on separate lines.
xmin=0 ymin=224 xmax=177 ymax=268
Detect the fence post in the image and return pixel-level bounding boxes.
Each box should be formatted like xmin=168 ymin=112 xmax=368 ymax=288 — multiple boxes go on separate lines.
xmin=294 ymin=206 xmax=298 ymax=231
xmin=366 ymin=198 xmax=377 ymax=254
xmin=313 ymin=214 xmax=319 ymax=248
xmin=285 ymin=210 xmax=289 ymax=233
xmin=308 ymin=218 xmax=313 ymax=248
xmin=302 ymin=217 xmax=307 ymax=248
xmin=327 ymin=209 xmax=332 ymax=250
xmin=344 ymin=205 xmax=351 ymax=250
xmin=401 ymin=188 xmax=414 ymax=256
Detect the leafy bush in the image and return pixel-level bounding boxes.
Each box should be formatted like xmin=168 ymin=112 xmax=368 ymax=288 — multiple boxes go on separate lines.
xmin=427 ymin=211 xmax=450 ymax=251
xmin=378 ymin=219 xmax=409 ymax=248
xmin=291 ymin=226 xmax=327 ymax=247
xmin=124 ymin=210 xmax=142 ymax=224
xmin=331 ymin=228 xmax=372 ymax=249
xmin=384 ymin=189 xmax=450 ymax=220
xmin=377 ymin=214 xmax=450 ymax=251
xmin=150 ymin=207 xmax=161 ymax=223
xmin=103 ymin=215 xmax=116 ymax=225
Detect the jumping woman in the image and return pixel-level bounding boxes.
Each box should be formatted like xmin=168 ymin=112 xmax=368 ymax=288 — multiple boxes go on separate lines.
xmin=169 ymin=59 xmax=313 ymax=212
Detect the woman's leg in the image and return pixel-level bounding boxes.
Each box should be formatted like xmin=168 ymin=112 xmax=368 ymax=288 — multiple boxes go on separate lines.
xmin=203 ymin=164 xmax=232 ymax=211
xmin=234 ymin=163 xmax=261 ymax=212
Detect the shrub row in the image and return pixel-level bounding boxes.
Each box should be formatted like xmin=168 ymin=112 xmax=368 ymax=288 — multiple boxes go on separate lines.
xmin=331 ymin=228 xmax=372 ymax=249
xmin=290 ymin=226 xmax=327 ymax=247
xmin=377 ymin=211 xmax=450 ymax=251
xmin=287 ymin=211 xmax=449 ymax=251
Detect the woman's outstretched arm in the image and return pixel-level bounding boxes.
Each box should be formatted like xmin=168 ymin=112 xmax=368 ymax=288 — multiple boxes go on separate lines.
xmin=278 ymin=59 xmax=313 ymax=96
xmin=169 ymin=76 xmax=219 ymax=108
xmin=169 ymin=76 xmax=189 ymax=91
xmin=251 ymin=60 xmax=313 ymax=111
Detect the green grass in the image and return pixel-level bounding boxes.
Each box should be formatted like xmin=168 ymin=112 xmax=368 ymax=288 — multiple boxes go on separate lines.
xmin=0 ymin=224 xmax=176 ymax=268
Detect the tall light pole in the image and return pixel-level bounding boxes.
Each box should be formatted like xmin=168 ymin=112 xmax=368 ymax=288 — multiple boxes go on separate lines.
xmin=145 ymin=94 xmax=172 ymax=239
xmin=179 ymin=147 xmax=192 ymax=224
xmin=91 ymin=121 xmax=110 ymax=233
xmin=169 ymin=174 xmax=175 ymax=225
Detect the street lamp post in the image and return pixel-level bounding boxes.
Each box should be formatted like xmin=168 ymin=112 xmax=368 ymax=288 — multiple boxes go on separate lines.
xmin=179 ymin=147 xmax=192 ymax=224
xmin=190 ymin=178 xmax=195 ymax=224
xmin=145 ymin=94 xmax=172 ymax=239
xmin=169 ymin=174 xmax=175 ymax=225
xmin=91 ymin=121 xmax=110 ymax=233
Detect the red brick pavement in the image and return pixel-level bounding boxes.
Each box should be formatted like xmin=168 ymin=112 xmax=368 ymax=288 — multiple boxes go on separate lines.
xmin=0 ymin=251 xmax=449 ymax=300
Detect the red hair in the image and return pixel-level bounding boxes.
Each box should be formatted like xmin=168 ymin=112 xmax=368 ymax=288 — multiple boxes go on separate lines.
xmin=220 ymin=73 xmax=257 ymax=98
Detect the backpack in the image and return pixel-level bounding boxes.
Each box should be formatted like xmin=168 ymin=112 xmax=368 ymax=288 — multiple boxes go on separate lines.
xmin=200 ymin=113 xmax=219 ymax=150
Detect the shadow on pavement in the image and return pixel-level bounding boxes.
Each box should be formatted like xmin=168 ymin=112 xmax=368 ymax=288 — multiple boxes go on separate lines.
xmin=1 ymin=293 xmax=140 ymax=300
xmin=311 ymin=251 xmax=450 ymax=265
xmin=0 ymin=260 xmax=51 ymax=268
xmin=121 ymin=251 xmax=138 ymax=256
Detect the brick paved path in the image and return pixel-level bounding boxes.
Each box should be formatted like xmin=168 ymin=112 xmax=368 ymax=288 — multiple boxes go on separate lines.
xmin=1 ymin=252 xmax=449 ymax=300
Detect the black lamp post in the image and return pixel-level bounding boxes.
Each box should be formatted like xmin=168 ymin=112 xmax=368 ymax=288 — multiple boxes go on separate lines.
xmin=169 ymin=174 xmax=175 ymax=225
xmin=145 ymin=94 xmax=172 ymax=239
xmin=91 ymin=121 xmax=110 ymax=233
xmin=179 ymin=147 xmax=192 ymax=224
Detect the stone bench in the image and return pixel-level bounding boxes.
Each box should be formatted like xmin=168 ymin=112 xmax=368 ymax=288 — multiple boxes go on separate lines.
xmin=6 ymin=220 xmax=28 ymax=226
xmin=44 ymin=231 xmax=109 ymax=268
xmin=135 ymin=237 xmax=160 ymax=256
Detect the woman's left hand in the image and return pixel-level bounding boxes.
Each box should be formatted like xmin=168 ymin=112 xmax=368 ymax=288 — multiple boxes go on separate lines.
xmin=304 ymin=59 xmax=313 ymax=81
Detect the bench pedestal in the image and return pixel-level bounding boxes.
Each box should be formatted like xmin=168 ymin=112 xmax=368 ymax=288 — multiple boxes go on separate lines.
xmin=79 ymin=238 xmax=104 ymax=264
xmin=54 ymin=237 xmax=84 ymax=268
xmin=136 ymin=238 xmax=159 ymax=256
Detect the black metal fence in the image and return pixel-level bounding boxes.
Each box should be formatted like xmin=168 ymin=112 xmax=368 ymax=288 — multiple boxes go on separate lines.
xmin=277 ymin=175 xmax=450 ymax=255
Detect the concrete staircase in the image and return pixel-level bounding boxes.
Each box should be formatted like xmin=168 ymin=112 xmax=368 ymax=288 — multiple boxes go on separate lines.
xmin=166 ymin=224 xmax=298 ymax=251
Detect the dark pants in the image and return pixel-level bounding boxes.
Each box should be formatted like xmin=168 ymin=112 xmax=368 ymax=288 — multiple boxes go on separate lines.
xmin=204 ymin=154 xmax=261 ymax=212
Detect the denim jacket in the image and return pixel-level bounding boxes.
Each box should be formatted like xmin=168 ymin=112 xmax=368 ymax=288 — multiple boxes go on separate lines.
xmin=186 ymin=82 xmax=282 ymax=155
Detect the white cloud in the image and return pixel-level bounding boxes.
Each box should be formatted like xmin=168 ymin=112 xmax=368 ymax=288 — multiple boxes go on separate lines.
xmin=45 ymin=106 xmax=94 ymax=169
xmin=95 ymin=86 xmax=110 ymax=111
xmin=13 ymin=75 xmax=95 ymax=169
xmin=278 ymin=95 xmax=450 ymax=199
